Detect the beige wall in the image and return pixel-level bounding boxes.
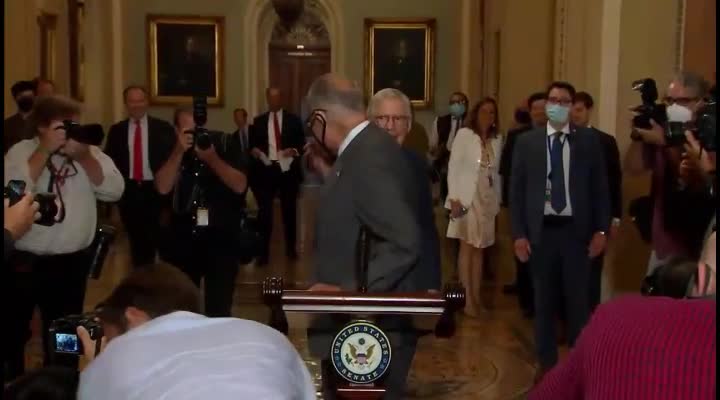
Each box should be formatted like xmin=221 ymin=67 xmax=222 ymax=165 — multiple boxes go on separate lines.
xmin=482 ymin=0 xmax=556 ymax=131
xmin=683 ymin=0 xmax=716 ymax=83
xmin=4 ymin=0 xmax=70 ymax=117
xmin=118 ymin=0 xmax=462 ymax=132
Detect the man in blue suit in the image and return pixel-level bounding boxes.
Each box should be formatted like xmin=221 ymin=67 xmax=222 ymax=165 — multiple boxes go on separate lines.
xmin=510 ymin=81 xmax=610 ymax=383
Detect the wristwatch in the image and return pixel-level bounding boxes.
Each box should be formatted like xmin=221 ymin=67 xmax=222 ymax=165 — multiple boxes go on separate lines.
xmin=611 ymin=218 xmax=621 ymax=227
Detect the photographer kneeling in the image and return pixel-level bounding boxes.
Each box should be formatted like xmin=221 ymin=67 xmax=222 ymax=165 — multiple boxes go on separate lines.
xmin=3 ymin=95 xmax=124 ymax=380
xmin=154 ymin=105 xmax=247 ymax=317
xmin=625 ymin=72 xmax=715 ymax=274
xmin=77 ymin=264 xmax=315 ymax=400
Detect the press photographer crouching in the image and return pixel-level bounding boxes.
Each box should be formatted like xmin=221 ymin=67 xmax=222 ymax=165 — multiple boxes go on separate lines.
xmin=2 ymin=95 xmax=124 ymax=380
xmin=625 ymin=72 xmax=715 ymax=274
xmin=154 ymin=101 xmax=248 ymax=317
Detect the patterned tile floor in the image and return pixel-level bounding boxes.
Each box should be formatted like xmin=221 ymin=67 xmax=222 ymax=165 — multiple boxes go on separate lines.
xmin=23 ymin=203 xmax=544 ymax=399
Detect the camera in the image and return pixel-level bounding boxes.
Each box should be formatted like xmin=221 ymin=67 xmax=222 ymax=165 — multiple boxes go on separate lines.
xmin=48 ymin=313 xmax=103 ymax=357
xmin=4 ymin=179 xmax=59 ymax=226
xmin=188 ymin=96 xmax=212 ymax=150
xmin=59 ymin=120 xmax=104 ymax=146
xmin=630 ymin=78 xmax=667 ymax=137
xmin=664 ymin=97 xmax=716 ymax=150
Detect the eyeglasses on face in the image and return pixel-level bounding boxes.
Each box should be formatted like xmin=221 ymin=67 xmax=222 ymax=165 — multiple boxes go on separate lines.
xmin=375 ymin=115 xmax=409 ymax=126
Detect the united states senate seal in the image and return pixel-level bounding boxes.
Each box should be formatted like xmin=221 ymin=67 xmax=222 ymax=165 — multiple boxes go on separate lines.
xmin=331 ymin=321 xmax=392 ymax=384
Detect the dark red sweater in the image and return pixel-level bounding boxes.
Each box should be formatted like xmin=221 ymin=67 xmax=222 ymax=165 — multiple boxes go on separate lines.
xmin=529 ymin=295 xmax=716 ymax=400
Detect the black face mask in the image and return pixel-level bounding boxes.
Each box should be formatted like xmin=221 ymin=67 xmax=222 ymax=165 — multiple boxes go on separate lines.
xmin=16 ymin=96 xmax=34 ymax=113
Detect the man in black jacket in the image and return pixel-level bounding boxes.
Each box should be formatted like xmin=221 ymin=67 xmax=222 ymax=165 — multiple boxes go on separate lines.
xmin=248 ymin=88 xmax=305 ymax=265
xmin=104 ymin=86 xmax=175 ymax=268
xmin=571 ymin=91 xmax=622 ymax=312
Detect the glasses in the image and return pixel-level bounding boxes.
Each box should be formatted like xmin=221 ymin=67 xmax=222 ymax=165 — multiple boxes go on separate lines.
xmin=547 ymin=97 xmax=573 ymax=106
xmin=663 ymin=96 xmax=700 ymax=107
xmin=374 ymin=115 xmax=409 ymax=126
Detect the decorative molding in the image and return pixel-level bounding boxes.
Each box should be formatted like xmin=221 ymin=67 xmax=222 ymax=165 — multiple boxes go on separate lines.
xmin=675 ymin=0 xmax=686 ymax=72
xmin=552 ymin=0 xmax=568 ymax=81
xmin=242 ymin=0 xmax=344 ymax=117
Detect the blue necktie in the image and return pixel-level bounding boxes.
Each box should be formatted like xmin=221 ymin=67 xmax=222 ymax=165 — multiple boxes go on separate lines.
xmin=550 ymin=132 xmax=566 ymax=213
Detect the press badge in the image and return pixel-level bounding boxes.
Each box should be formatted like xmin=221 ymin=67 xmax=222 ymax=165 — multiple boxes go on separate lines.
xmin=196 ymin=207 xmax=209 ymax=227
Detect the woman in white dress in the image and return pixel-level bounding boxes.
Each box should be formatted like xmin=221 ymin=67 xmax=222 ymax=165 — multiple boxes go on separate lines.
xmin=446 ymin=98 xmax=503 ymax=316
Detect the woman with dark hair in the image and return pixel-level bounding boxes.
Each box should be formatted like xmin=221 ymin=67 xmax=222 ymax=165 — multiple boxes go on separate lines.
xmin=4 ymin=366 xmax=79 ymax=400
xmin=445 ymin=98 xmax=503 ymax=316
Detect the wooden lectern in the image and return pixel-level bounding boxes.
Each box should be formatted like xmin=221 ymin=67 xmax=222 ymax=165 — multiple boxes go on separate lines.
xmin=263 ymin=277 xmax=465 ymax=399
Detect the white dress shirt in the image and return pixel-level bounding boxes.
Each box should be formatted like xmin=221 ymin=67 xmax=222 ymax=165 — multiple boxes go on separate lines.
xmin=544 ymin=122 xmax=573 ymax=216
xmin=338 ymin=120 xmax=370 ymax=156
xmin=268 ymin=110 xmax=284 ymax=161
xmin=429 ymin=116 xmax=461 ymax=154
xmin=4 ymin=139 xmax=125 ymax=255
xmin=78 ymin=312 xmax=316 ymax=400
xmin=127 ymin=114 xmax=153 ymax=180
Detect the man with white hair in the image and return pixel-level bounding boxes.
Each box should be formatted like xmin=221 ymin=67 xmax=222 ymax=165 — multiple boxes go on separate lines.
xmin=303 ymin=75 xmax=423 ymax=399
xmin=530 ymin=234 xmax=716 ymax=399
xmin=367 ymin=88 xmax=441 ymax=291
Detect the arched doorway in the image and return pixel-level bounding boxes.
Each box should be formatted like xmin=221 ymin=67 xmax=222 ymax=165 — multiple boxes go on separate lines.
xmin=268 ymin=10 xmax=330 ymax=115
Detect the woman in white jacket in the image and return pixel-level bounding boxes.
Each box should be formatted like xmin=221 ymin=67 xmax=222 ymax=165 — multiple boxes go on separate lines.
xmin=446 ymin=98 xmax=503 ymax=316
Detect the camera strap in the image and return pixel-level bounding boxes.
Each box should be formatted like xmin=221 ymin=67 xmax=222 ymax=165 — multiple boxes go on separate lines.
xmin=45 ymin=157 xmax=70 ymax=223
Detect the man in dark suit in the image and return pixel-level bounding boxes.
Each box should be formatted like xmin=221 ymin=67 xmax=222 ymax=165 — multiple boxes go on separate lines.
xmin=510 ymin=82 xmax=610 ymax=383
xmin=249 ymin=87 xmax=305 ymax=265
xmin=368 ymin=87 xmax=442 ymax=292
xmin=104 ymin=86 xmax=175 ymax=268
xmin=430 ymin=91 xmax=468 ymax=204
xmin=500 ymin=92 xmax=548 ymax=316
xmin=571 ymin=91 xmax=622 ymax=312
xmin=232 ymin=107 xmax=251 ymax=156
xmin=4 ymin=81 xmax=36 ymax=155
xmin=303 ymin=75 xmax=422 ymax=400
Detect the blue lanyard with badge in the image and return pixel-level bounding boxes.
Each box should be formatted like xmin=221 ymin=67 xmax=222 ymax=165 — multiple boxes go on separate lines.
xmin=545 ymin=134 xmax=565 ymax=205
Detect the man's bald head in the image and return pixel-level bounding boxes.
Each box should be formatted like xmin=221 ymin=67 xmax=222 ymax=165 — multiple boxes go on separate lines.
xmin=266 ymin=87 xmax=283 ymax=112
xmin=305 ymin=74 xmax=366 ymax=119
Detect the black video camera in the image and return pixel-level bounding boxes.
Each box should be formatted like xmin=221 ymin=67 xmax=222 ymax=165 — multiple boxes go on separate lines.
xmin=59 ymin=120 xmax=105 ymax=146
xmin=3 ymin=179 xmax=59 ymax=226
xmin=665 ymin=100 xmax=717 ymax=150
xmin=48 ymin=313 xmax=103 ymax=358
xmin=630 ymin=78 xmax=667 ymax=138
xmin=187 ymin=96 xmax=212 ymax=150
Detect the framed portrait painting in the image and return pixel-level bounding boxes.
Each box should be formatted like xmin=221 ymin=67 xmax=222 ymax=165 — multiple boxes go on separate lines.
xmin=147 ymin=15 xmax=225 ymax=106
xmin=364 ymin=18 xmax=436 ymax=109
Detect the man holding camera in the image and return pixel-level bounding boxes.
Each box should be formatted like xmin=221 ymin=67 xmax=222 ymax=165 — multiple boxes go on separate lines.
xmin=625 ymin=72 xmax=715 ymax=273
xmin=155 ymin=106 xmax=247 ymax=317
xmin=3 ymin=95 xmax=124 ymax=379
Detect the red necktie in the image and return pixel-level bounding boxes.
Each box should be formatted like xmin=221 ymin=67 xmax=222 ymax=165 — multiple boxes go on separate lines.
xmin=273 ymin=112 xmax=282 ymax=153
xmin=133 ymin=120 xmax=143 ymax=181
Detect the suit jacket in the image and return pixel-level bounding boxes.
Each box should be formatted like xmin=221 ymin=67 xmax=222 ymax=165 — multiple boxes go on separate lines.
xmin=592 ymin=127 xmax=622 ymax=220
xmin=499 ymin=125 xmax=532 ymax=206
xmin=510 ymin=126 xmax=610 ymax=245
xmin=3 ymin=113 xmax=32 ymax=155
xmin=4 ymin=229 xmax=14 ymax=260
xmin=248 ymin=110 xmax=305 ymax=184
xmin=104 ymin=116 xmax=175 ymax=180
xmin=403 ymin=148 xmax=442 ymax=291
xmin=309 ymin=122 xmax=422 ymax=358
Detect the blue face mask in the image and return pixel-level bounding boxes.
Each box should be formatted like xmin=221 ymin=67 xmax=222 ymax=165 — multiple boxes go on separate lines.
xmin=545 ymin=103 xmax=570 ymax=124
xmin=449 ymin=103 xmax=466 ymax=118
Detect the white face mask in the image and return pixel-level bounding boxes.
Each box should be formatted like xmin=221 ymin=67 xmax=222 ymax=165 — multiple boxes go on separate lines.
xmin=666 ymin=103 xmax=693 ymax=123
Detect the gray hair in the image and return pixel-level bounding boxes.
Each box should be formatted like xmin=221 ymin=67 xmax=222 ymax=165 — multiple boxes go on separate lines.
xmin=367 ymin=88 xmax=413 ymax=125
xmin=672 ymin=71 xmax=710 ymax=98
xmin=304 ymin=74 xmax=366 ymax=120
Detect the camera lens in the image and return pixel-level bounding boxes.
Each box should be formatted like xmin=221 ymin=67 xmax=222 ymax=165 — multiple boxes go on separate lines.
xmin=34 ymin=193 xmax=59 ymax=226
xmin=196 ymin=132 xmax=212 ymax=150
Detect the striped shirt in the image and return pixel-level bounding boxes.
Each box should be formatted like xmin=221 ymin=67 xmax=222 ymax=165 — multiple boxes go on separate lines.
xmin=529 ymin=295 xmax=716 ymax=400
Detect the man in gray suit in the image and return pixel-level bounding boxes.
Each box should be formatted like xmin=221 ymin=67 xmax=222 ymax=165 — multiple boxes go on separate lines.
xmin=510 ymin=81 xmax=610 ymax=384
xmin=303 ymin=74 xmax=422 ymax=399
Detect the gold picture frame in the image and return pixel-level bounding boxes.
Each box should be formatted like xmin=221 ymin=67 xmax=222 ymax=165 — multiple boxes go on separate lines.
xmin=364 ymin=18 xmax=436 ymax=109
xmin=38 ymin=12 xmax=58 ymax=82
xmin=147 ymin=15 xmax=225 ymax=106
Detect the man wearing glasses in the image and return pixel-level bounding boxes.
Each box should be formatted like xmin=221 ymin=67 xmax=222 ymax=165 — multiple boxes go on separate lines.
xmin=510 ymin=81 xmax=610 ymax=383
xmin=625 ymin=72 xmax=715 ymax=275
